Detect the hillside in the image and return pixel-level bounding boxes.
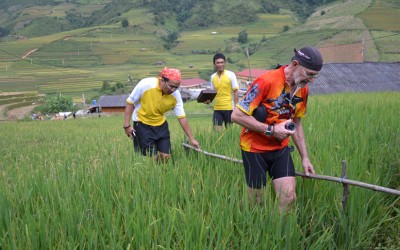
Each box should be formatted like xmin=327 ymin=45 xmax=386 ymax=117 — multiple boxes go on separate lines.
xmin=0 ymin=0 xmax=399 ymax=103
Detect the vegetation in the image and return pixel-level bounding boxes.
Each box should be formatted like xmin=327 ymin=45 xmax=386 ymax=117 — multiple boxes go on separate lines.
xmin=0 ymin=0 xmax=399 ymax=107
xmin=0 ymin=0 xmax=337 ymax=37
xmin=0 ymin=92 xmax=399 ymax=248
xmin=238 ymin=30 xmax=248 ymax=44
xmin=38 ymin=94 xmax=77 ymax=114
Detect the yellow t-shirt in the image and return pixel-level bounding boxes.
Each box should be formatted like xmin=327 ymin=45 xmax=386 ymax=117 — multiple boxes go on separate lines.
xmin=126 ymin=77 xmax=186 ymax=126
xmin=210 ymin=70 xmax=239 ymax=110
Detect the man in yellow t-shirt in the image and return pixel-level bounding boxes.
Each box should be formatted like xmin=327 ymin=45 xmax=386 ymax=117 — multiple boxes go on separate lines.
xmin=208 ymin=53 xmax=239 ymax=131
xmin=123 ymin=67 xmax=200 ymax=162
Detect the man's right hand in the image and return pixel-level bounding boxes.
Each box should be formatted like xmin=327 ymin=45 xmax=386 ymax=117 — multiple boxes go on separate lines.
xmin=124 ymin=126 xmax=135 ymax=138
xmin=204 ymin=100 xmax=211 ymax=105
xmin=273 ymin=120 xmax=295 ymax=141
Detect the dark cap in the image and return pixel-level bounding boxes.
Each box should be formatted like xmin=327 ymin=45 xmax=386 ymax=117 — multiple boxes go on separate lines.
xmin=292 ymin=47 xmax=323 ymax=71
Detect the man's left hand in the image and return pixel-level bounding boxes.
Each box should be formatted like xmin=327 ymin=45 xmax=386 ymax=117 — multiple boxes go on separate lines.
xmin=302 ymin=158 xmax=315 ymax=176
xmin=189 ymin=139 xmax=200 ymax=150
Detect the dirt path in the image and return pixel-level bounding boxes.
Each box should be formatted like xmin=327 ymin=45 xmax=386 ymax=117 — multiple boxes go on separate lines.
xmin=6 ymin=105 xmax=40 ymax=120
xmin=22 ymin=48 xmax=38 ymax=59
xmin=0 ymin=92 xmax=43 ymax=121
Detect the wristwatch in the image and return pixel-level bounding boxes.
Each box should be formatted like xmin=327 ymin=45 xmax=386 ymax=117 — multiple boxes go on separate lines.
xmin=123 ymin=124 xmax=131 ymax=129
xmin=264 ymin=125 xmax=274 ymax=136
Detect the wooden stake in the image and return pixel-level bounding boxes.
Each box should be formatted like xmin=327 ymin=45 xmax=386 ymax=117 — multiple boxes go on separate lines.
xmin=341 ymin=160 xmax=350 ymax=212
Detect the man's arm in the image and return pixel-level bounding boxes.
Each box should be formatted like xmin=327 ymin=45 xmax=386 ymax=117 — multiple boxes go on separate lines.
xmin=177 ymin=117 xmax=200 ymax=149
xmin=233 ymin=89 xmax=239 ymax=105
xmin=291 ymin=117 xmax=314 ymax=176
xmin=205 ymin=76 xmax=215 ymax=105
xmin=123 ymin=103 xmax=135 ymax=137
xmin=231 ymin=107 xmax=295 ymax=141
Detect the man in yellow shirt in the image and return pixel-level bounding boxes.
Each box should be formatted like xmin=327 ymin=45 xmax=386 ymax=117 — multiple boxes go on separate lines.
xmin=123 ymin=67 xmax=200 ymax=162
xmin=209 ymin=53 xmax=239 ymax=131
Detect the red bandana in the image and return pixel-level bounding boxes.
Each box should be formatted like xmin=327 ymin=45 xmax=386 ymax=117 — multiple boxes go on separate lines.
xmin=160 ymin=67 xmax=181 ymax=81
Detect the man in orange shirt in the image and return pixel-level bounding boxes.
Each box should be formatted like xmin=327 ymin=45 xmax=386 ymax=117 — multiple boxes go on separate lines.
xmin=232 ymin=47 xmax=323 ymax=211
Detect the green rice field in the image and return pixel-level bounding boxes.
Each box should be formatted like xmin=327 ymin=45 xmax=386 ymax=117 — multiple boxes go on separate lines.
xmin=1 ymin=92 xmax=399 ymax=249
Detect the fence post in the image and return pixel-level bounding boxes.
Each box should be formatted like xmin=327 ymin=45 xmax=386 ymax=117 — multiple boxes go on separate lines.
xmin=341 ymin=160 xmax=350 ymax=212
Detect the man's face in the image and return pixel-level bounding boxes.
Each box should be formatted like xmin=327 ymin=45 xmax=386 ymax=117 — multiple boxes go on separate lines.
xmin=214 ymin=58 xmax=225 ymax=72
xmin=294 ymin=65 xmax=319 ymax=88
xmin=162 ymin=78 xmax=180 ymax=94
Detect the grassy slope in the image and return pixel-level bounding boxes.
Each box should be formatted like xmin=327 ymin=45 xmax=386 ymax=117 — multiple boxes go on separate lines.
xmin=0 ymin=0 xmax=399 ymax=101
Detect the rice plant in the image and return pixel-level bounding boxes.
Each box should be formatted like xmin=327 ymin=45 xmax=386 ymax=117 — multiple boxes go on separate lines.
xmin=0 ymin=92 xmax=399 ymax=249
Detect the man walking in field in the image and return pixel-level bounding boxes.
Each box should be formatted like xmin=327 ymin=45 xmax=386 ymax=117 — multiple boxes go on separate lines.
xmin=206 ymin=53 xmax=239 ymax=131
xmin=123 ymin=67 xmax=200 ymax=162
xmin=231 ymin=47 xmax=323 ymax=211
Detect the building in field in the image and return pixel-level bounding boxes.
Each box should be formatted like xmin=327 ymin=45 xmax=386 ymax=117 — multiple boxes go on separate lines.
xmin=235 ymin=69 xmax=269 ymax=90
xmin=311 ymin=62 xmax=400 ymax=95
xmin=179 ymin=78 xmax=209 ymax=100
xmin=97 ymin=94 xmax=129 ymax=113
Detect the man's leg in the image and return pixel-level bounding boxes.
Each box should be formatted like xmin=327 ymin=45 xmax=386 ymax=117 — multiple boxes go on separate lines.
xmin=135 ymin=122 xmax=157 ymax=156
xmin=213 ymin=111 xmax=224 ymax=131
xmin=222 ymin=110 xmax=233 ymax=128
xmin=154 ymin=122 xmax=172 ymax=163
xmin=269 ymin=147 xmax=297 ymax=212
xmin=242 ymin=150 xmax=268 ymax=204
xmin=273 ymin=177 xmax=296 ymax=212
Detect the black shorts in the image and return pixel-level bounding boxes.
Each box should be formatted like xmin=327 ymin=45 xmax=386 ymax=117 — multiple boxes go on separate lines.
xmin=213 ymin=110 xmax=233 ymax=127
xmin=133 ymin=121 xmax=171 ymax=156
xmin=241 ymin=147 xmax=295 ymax=189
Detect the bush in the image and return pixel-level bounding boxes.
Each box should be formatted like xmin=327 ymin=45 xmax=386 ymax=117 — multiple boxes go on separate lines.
xmin=121 ymin=18 xmax=129 ymax=28
xmin=238 ymin=30 xmax=248 ymax=44
xmin=41 ymin=95 xmax=77 ymax=113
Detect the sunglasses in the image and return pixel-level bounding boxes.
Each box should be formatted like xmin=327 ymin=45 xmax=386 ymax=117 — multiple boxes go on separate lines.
xmin=161 ymin=77 xmax=179 ymax=91
xmin=300 ymin=66 xmax=319 ymax=79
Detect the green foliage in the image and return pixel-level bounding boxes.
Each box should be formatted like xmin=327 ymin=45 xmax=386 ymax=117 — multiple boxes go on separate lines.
xmin=238 ymin=29 xmax=248 ymax=44
xmin=99 ymin=80 xmax=127 ymax=95
xmin=162 ymin=31 xmax=180 ymax=49
xmin=101 ymin=80 xmax=111 ymax=92
xmin=0 ymin=26 xmax=9 ymax=37
xmin=283 ymin=25 xmax=290 ymax=32
xmin=260 ymin=0 xmax=280 ymax=13
xmin=0 ymin=93 xmax=399 ymax=248
xmin=121 ymin=18 xmax=129 ymax=28
xmin=65 ymin=10 xmax=87 ymax=29
xmin=0 ymin=0 xmax=339 ymax=36
xmin=42 ymin=94 xmax=76 ymax=113
xmin=17 ymin=17 xmax=73 ymax=38
xmin=0 ymin=0 xmax=55 ymax=10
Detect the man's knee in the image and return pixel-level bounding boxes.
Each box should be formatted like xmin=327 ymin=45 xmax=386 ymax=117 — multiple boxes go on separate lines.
xmin=157 ymin=152 xmax=171 ymax=163
xmin=273 ymin=177 xmax=296 ymax=203
xmin=281 ymin=189 xmax=296 ymax=204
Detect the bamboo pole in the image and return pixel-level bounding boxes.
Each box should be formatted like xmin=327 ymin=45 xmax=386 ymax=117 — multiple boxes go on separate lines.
xmin=182 ymin=143 xmax=400 ymax=196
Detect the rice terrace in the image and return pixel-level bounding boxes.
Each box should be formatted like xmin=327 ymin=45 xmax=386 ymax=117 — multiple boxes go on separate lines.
xmin=1 ymin=0 xmax=399 ymax=249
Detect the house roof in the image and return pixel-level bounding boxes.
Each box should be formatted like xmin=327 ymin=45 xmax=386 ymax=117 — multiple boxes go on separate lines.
xmin=309 ymin=62 xmax=400 ymax=95
xmin=181 ymin=78 xmax=207 ymax=88
xmin=236 ymin=69 xmax=268 ymax=79
xmin=98 ymin=94 xmax=129 ymax=107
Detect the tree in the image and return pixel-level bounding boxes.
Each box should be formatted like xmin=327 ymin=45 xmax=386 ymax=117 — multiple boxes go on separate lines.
xmin=260 ymin=0 xmax=280 ymax=13
xmin=162 ymin=31 xmax=180 ymax=49
xmin=43 ymin=95 xmax=76 ymax=113
xmin=238 ymin=30 xmax=248 ymax=44
xmin=121 ymin=18 xmax=129 ymax=28
xmin=0 ymin=27 xmax=9 ymax=37
xmin=283 ymin=25 xmax=290 ymax=32
xmin=101 ymin=81 xmax=111 ymax=92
